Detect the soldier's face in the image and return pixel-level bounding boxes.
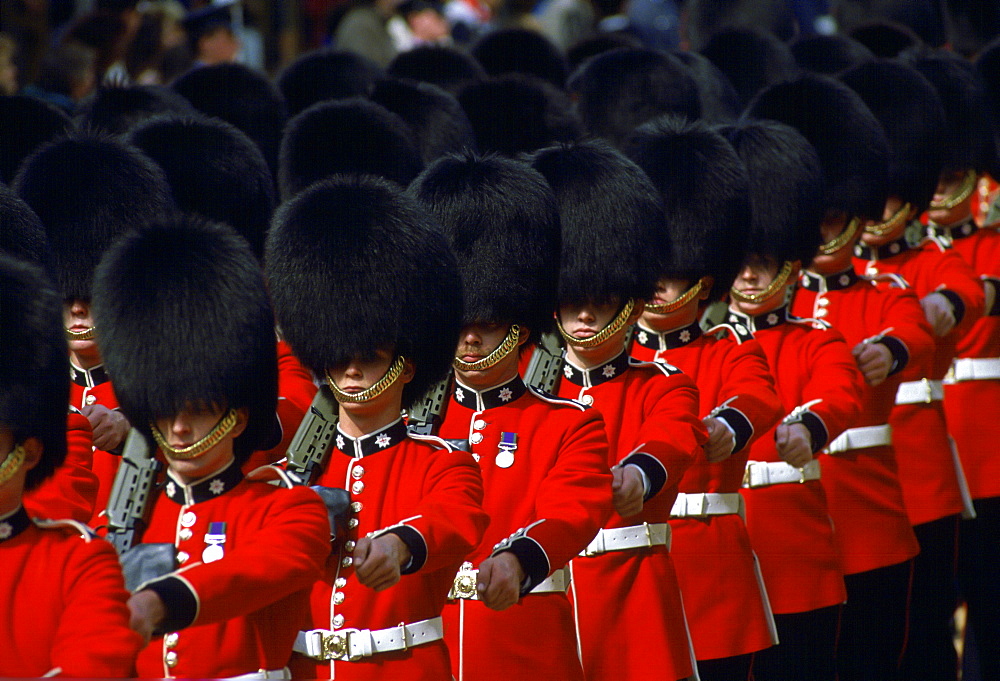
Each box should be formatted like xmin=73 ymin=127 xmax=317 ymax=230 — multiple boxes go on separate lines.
xmin=861 ymin=196 xmax=912 ymax=246
xmin=63 ymin=298 xmax=102 ymax=368
xmin=454 ymin=323 xmax=523 ymax=389
xmin=730 ymin=255 xmax=787 ymax=316
xmin=926 ymin=170 xmax=976 ymax=227
xmin=640 ymin=277 xmax=710 ymax=331
xmin=154 ymin=406 xmax=247 ymax=484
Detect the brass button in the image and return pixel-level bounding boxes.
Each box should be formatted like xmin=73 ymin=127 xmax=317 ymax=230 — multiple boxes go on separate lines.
xmin=165 ymin=651 xmax=178 ymax=668
xmin=334 ymin=592 xmax=345 ymax=605
xmin=345 ymin=540 xmax=356 ymax=552
xmin=180 ymin=512 xmax=196 ymax=528
xmin=352 ymin=466 xmax=365 ymax=479
xmin=85 ymin=394 xmax=97 ymax=406
xmin=335 ymin=577 xmax=347 ymax=588
xmin=341 ymin=556 xmax=353 ymax=568
xmin=470 ymin=432 xmax=484 ymax=445
xmin=473 ymin=419 xmax=487 ymax=430
xmin=351 ymin=501 xmax=363 ymax=513
xmin=351 ymin=481 xmax=365 ymax=495
xmin=164 ymin=633 xmax=179 ymax=648
xmin=178 ymin=528 xmax=193 ymax=541
xmin=177 ymin=551 xmax=190 ymax=564
xmin=348 ymin=518 xmax=359 ymax=529
xmin=580 ymin=394 xmax=594 ymax=406
xmin=333 ymin=614 xmax=345 ymax=629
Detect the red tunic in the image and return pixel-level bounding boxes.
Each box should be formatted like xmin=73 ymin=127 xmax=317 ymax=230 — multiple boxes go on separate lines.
xmin=553 ymin=350 xmax=707 ymax=681
xmin=291 ymin=420 xmax=488 ymax=681
xmin=854 ymin=234 xmax=985 ymax=524
xmin=731 ymin=306 xmax=863 ymax=614
xmin=23 ymin=409 xmax=99 ymax=523
xmin=135 ymin=461 xmax=332 ymax=678
xmin=934 ymin=221 xmax=1000 ymax=500
xmin=630 ymin=320 xmax=783 ymax=660
xmin=69 ymin=362 xmax=122 ymax=527
xmin=436 ymin=376 xmax=613 ymax=681
xmin=0 ymin=507 xmax=143 ymax=677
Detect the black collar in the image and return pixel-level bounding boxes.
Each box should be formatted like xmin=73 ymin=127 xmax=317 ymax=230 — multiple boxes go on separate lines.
xmin=633 ymin=320 xmax=702 ymax=351
xmin=335 ymin=418 xmax=409 ymax=458
xmin=854 ymin=235 xmax=910 ymax=261
xmin=561 ymin=348 xmax=631 ymax=387
xmin=726 ymin=306 xmax=788 ymax=334
xmin=800 ymin=267 xmax=860 ymax=293
xmin=927 ymin=219 xmax=978 ymax=245
xmin=70 ymin=362 xmax=109 ymax=389
xmin=453 ymin=375 xmax=528 ymax=411
xmin=0 ymin=506 xmax=31 ymax=543
xmin=164 ymin=459 xmax=244 ymax=505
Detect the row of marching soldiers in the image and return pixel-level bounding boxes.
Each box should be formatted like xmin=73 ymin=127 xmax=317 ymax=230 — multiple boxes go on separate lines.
xmin=2 ymin=48 xmax=999 ymax=681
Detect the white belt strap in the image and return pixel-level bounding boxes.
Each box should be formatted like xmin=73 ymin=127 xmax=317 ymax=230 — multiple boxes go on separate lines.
xmin=670 ymin=492 xmax=744 ymax=518
xmin=948 ymin=358 xmax=1000 ymax=382
xmin=226 ymin=669 xmax=290 ymax=680
xmin=743 ymin=459 xmax=821 ymax=489
xmin=293 ymin=617 xmax=444 ymax=662
xmin=825 ymin=424 xmax=892 ymax=454
xmin=580 ymin=522 xmax=670 ymax=557
xmin=895 ymin=379 xmax=944 ymax=404
xmin=448 ymin=563 xmax=570 ymax=600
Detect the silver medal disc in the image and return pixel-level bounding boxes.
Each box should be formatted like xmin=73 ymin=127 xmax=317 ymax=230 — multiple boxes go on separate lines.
xmin=495 ymin=448 xmax=515 ymax=469
xmin=202 ymin=544 xmax=225 ymax=563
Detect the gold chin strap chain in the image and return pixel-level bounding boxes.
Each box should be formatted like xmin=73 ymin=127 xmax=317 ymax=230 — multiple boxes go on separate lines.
xmin=929 ymin=170 xmax=978 ymax=211
xmin=644 ymin=278 xmax=707 ymax=314
xmin=863 ymin=204 xmax=913 ymax=239
xmin=151 ymin=409 xmax=240 ymax=460
xmin=0 ymin=444 xmax=27 ymax=487
xmin=730 ymin=261 xmax=794 ymax=305
xmin=453 ymin=325 xmax=520 ymax=372
xmin=327 ymin=355 xmax=407 ymax=404
xmin=65 ymin=326 xmax=96 ymax=341
xmin=557 ymin=299 xmax=636 ymax=348
xmin=817 ymin=217 xmax=862 ymax=255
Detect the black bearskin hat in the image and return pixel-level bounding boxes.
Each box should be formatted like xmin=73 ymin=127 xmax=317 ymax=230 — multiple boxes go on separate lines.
xmin=840 ymin=59 xmax=946 ymax=212
xmin=92 ymin=216 xmax=278 ymax=463
xmin=671 ymin=50 xmax=742 ymax=123
xmin=387 ymin=45 xmax=487 ymax=97
xmin=13 ymin=132 xmax=174 ymax=300
xmin=530 ymin=140 xmax=664 ymax=306
xmin=834 ymin=0 xmax=946 ymax=49
xmin=568 ymin=48 xmax=700 ymax=148
xmin=903 ymin=49 xmax=993 ymax=175
xmin=279 ymin=97 xmax=422 ymax=200
xmin=976 ymin=37 xmax=1000 ymax=180
xmin=746 ymin=72 xmax=889 ymax=221
xmin=471 ymin=27 xmax=568 ymax=89
xmin=458 ymin=74 xmax=582 ymax=156
xmin=0 ymin=254 xmax=68 ymax=490
xmin=369 ymin=78 xmax=478 ymax=164
xmin=790 ymin=34 xmax=875 ymax=75
xmin=0 ymin=95 xmax=71 ymax=185
xmin=409 ymin=152 xmax=559 ymax=339
xmin=847 ymin=20 xmax=923 ymax=58
xmin=626 ymin=116 xmax=749 ymax=301
xmin=720 ymin=119 xmax=825 ymax=267
xmin=686 ymin=0 xmax=797 ymax=51
xmin=172 ymin=63 xmax=288 ymax=180
xmin=266 ymin=175 xmax=463 ymax=409
xmin=0 ymin=184 xmax=51 ymax=270
xmin=276 ymin=49 xmax=383 ymax=117
xmin=129 ymin=115 xmax=276 ymax=260
xmin=73 ymin=84 xmax=196 ymax=135
xmin=699 ymin=28 xmax=800 ymax=108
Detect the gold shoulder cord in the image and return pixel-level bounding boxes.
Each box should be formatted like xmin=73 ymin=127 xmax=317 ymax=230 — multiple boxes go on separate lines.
xmin=65 ymin=326 xmax=96 ymax=341
xmin=0 ymin=444 xmax=27 ymax=486
xmin=644 ymin=278 xmax=707 ymax=314
xmin=327 ymin=355 xmax=407 ymax=404
xmin=729 ymin=261 xmax=794 ymax=305
xmin=557 ymin=299 xmax=635 ymax=348
xmin=453 ymin=325 xmax=520 ymax=372
xmin=929 ymin=170 xmax=977 ymax=211
xmin=151 ymin=409 xmax=240 ymax=460
xmin=863 ymin=204 xmax=913 ymax=239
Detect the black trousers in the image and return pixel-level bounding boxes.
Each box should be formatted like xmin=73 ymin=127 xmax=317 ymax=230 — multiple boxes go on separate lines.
xmin=958 ymin=496 xmax=1000 ymax=681
xmin=897 ymin=515 xmax=961 ymax=681
xmin=697 ymin=652 xmax=751 ymax=681
xmin=751 ymin=605 xmax=840 ymax=681
xmin=837 ymin=559 xmax=912 ymax=681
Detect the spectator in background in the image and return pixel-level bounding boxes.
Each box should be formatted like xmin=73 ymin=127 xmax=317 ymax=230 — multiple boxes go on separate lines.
xmin=20 ymin=41 xmax=97 ymax=115
xmin=0 ymin=33 xmax=20 ymax=94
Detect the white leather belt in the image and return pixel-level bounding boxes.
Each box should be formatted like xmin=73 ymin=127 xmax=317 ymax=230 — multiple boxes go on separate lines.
xmin=825 ymin=424 xmax=892 ymax=454
xmin=947 ymin=358 xmax=1000 ymax=382
xmin=743 ymin=459 xmax=821 ymax=488
xmin=226 ymin=669 xmax=290 ymax=680
xmin=895 ymin=379 xmax=944 ymax=404
xmin=293 ymin=617 xmax=444 ymax=661
xmin=580 ymin=522 xmax=670 ymax=557
xmin=670 ymin=492 xmax=744 ymax=518
xmin=447 ymin=563 xmax=570 ymax=600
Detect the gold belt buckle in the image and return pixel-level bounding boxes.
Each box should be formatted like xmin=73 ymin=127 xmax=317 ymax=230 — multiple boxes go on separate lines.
xmin=322 ymin=629 xmax=361 ymax=661
xmin=453 ymin=565 xmax=479 ymax=599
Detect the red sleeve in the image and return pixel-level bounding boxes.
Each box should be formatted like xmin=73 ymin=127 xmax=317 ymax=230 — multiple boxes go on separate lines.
xmin=493 ymin=408 xmax=613 ymax=586
xmin=711 ymin=340 xmax=782 ymax=453
xmin=912 ymin=246 xmax=986 ymax=336
xmin=23 ymin=411 xmax=99 ymax=523
xmin=875 ymin=285 xmax=936 ymax=376
xmin=791 ymin=329 xmax=865 ymax=452
xmin=146 ymin=485 xmax=331 ymax=628
xmin=51 ymin=531 xmax=143 ymax=676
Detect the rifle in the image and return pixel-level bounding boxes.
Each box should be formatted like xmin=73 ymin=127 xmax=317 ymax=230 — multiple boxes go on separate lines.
xmin=284 ymin=384 xmax=339 ymax=486
xmin=406 ymin=377 xmax=450 ymax=436
xmin=524 ymin=331 xmax=565 ymax=393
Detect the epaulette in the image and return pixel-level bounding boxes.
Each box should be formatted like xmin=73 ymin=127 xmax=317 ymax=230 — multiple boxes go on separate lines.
xmin=864 ymin=272 xmax=910 ymax=289
xmin=704 ymin=322 xmax=753 ymax=344
xmin=408 ymin=432 xmax=456 ymax=452
xmin=33 ymin=518 xmax=98 ymax=542
xmin=786 ymin=312 xmax=831 ymax=329
xmin=627 ymin=357 xmax=684 ymax=376
xmin=526 ymin=384 xmax=588 ymax=410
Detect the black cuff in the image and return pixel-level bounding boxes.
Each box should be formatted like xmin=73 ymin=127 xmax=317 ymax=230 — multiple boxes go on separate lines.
xmin=986 ymin=278 xmax=1000 ymax=317
xmin=938 ymin=289 xmax=966 ymax=326
xmin=620 ymin=452 xmax=667 ymax=501
xmin=714 ymin=407 xmax=754 ymax=453
xmin=144 ymin=576 xmax=198 ymax=633
xmin=799 ymin=411 xmax=829 ymax=453
xmin=494 ymin=535 xmax=549 ymax=595
xmin=875 ymin=336 xmax=910 ymax=376
xmin=385 ymin=525 xmax=427 ymax=575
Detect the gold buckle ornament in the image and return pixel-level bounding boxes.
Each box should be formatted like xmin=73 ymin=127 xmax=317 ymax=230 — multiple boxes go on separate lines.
xmin=322 ymin=629 xmax=361 ymax=661
xmin=451 ymin=562 xmax=479 ymax=599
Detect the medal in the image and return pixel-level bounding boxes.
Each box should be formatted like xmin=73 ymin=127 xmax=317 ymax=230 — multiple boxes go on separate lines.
xmin=202 ymin=521 xmax=227 ymax=563
xmin=495 ymin=432 xmax=517 ymax=469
